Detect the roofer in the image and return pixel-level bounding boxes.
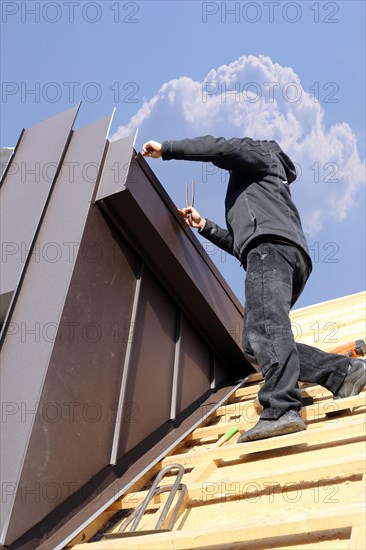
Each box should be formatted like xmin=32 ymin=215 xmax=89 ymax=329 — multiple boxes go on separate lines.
xmin=142 ymin=136 xmax=366 ymax=442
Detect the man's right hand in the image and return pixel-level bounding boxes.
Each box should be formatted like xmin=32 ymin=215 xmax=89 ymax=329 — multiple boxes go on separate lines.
xmin=178 ymin=207 xmax=206 ymax=231
xmin=141 ymin=140 xmax=162 ymax=158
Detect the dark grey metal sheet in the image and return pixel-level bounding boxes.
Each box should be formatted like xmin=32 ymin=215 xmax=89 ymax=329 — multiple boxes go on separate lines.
xmin=95 ymin=131 xmax=138 ymax=201
xmin=0 ymin=105 xmax=80 ymax=307
xmin=0 ymin=113 xmax=113 ymax=547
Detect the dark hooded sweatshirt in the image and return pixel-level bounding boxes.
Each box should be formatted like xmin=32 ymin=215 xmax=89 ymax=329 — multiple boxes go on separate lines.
xmin=161 ymin=135 xmax=312 ymax=276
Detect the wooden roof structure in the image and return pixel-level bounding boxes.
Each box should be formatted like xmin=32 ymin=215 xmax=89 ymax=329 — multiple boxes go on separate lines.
xmin=67 ymin=291 xmax=366 ymax=550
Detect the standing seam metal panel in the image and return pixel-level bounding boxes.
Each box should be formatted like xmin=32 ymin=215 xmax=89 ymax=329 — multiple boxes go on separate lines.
xmin=0 ymin=105 xmax=80 ymax=329
xmin=1 ymin=113 xmax=113 ymax=546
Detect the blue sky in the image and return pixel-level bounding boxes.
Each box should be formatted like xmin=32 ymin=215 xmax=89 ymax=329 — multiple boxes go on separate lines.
xmin=1 ymin=0 xmax=365 ymax=310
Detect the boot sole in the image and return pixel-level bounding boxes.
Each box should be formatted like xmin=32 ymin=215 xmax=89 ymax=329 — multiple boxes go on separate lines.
xmin=237 ymin=421 xmax=306 ymax=443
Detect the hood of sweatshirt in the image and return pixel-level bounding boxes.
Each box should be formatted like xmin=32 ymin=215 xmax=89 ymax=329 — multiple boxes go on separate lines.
xmin=263 ymin=140 xmax=297 ymax=184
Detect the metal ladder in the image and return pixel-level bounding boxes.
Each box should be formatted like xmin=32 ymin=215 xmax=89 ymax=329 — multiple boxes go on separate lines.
xmin=104 ymin=464 xmax=187 ymax=538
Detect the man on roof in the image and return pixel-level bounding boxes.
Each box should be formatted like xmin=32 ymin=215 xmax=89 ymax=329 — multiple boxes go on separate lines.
xmin=142 ymin=136 xmax=366 ymax=443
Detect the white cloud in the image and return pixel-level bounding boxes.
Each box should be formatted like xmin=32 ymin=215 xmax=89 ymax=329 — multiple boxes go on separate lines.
xmin=112 ymin=54 xmax=365 ymax=236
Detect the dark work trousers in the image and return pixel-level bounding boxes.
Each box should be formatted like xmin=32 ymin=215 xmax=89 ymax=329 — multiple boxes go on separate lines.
xmin=242 ymin=241 xmax=350 ymax=420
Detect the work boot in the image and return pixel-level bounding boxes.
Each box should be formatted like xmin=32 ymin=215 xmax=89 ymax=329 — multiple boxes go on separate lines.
xmin=334 ymin=358 xmax=366 ymax=400
xmin=237 ymin=410 xmax=306 ymax=443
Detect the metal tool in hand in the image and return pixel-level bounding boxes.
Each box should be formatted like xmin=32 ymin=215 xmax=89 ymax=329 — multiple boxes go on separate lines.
xmin=185 ymin=179 xmax=195 ymax=223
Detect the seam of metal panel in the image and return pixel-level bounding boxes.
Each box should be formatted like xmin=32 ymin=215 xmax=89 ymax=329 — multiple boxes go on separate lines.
xmin=91 ymin=108 xmax=116 ymax=204
xmin=110 ymin=260 xmax=144 ymax=465
xmin=170 ymin=310 xmax=182 ymax=421
xmin=135 ymin=153 xmax=243 ymax=315
xmin=91 ymin=139 xmax=111 ymax=205
xmin=53 ymin=374 xmax=254 ymax=550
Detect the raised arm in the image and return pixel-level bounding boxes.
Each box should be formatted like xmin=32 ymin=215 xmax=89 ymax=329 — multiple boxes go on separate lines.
xmin=142 ymin=136 xmax=297 ymax=182
xmin=160 ymin=135 xmax=272 ymax=176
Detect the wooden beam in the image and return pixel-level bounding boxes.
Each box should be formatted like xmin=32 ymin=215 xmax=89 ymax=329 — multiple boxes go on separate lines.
xmin=348 ymin=474 xmax=366 ymax=549
xmin=197 ymin=453 xmax=365 ymax=503
xmin=234 ymin=383 xmax=333 ymax=400
xmin=72 ymin=501 xmax=365 ymax=549
xmin=349 ymin=524 xmax=366 ymax=549
xmin=184 ymin=459 xmax=218 ymax=484
xmin=65 ymin=512 xmax=115 ymax=547
xmin=162 ymin=418 xmax=366 ymax=467
xmin=213 ymin=392 xmax=365 ymax=419
xmin=302 ymin=393 xmax=366 ymax=421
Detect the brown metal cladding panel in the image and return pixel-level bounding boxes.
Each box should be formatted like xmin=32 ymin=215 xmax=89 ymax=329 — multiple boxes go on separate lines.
xmin=99 ymin=158 xmax=249 ymax=377
xmin=117 ymin=265 xmax=177 ymax=457
xmin=214 ymin=356 xmax=230 ymax=388
xmin=0 ymin=105 xmax=79 ymax=299
xmin=177 ymin=315 xmax=211 ymax=414
xmin=1 ymin=114 xmax=113 ymax=547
